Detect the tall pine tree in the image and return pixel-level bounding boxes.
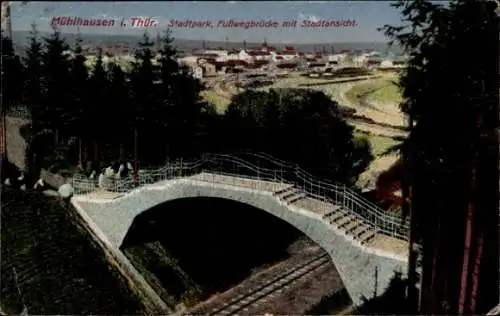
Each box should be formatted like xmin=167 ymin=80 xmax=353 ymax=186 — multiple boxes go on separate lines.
xmin=70 ymin=33 xmax=89 ymax=167
xmin=87 ymin=47 xmax=109 ymax=163
xmin=23 ymin=24 xmax=43 ymax=129
xmin=1 ymin=31 xmax=24 ymax=112
xmin=41 ymin=28 xmax=71 ymax=143
xmin=107 ymin=62 xmax=132 ymax=161
xmin=380 ymin=0 xmax=499 ymax=314
xmin=157 ymin=29 xmax=210 ymax=158
xmin=1 ymin=31 xmax=24 ymax=172
xmin=130 ymin=32 xmax=159 ymax=165
xmin=22 ymin=25 xmax=45 ymax=177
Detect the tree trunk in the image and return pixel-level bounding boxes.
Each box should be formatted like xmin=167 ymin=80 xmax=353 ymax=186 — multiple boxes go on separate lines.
xmin=469 ymin=232 xmax=483 ymax=313
xmin=119 ymin=143 xmax=125 ymax=161
xmin=458 ymin=203 xmax=474 ymax=314
xmin=133 ymin=128 xmax=138 ymax=186
xmin=78 ymin=136 xmax=82 ymax=169
xmin=83 ymin=140 xmax=88 ymax=167
xmin=94 ymin=142 xmax=99 ymax=164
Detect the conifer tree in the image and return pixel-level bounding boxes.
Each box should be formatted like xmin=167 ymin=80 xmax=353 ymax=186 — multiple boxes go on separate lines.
xmin=41 ymin=28 xmax=71 ymax=143
xmin=108 ymin=62 xmax=132 ymax=160
xmin=87 ymin=48 xmax=109 ymax=162
xmin=22 ymin=25 xmax=46 ymax=178
xmin=1 ymin=30 xmax=24 ymax=170
xmin=1 ymin=31 xmax=24 ymax=112
xmin=156 ymin=29 xmax=210 ymax=158
xmin=22 ymin=24 xmax=43 ymax=129
xmin=130 ymin=32 xmax=159 ymax=164
xmin=70 ymin=34 xmax=89 ymax=167
xmin=380 ymin=0 xmax=499 ymax=313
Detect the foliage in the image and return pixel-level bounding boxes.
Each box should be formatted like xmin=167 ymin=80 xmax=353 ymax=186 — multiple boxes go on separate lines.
xmin=5 ymin=26 xmax=372 ymax=187
xmin=40 ymin=28 xmax=71 ymax=138
xmin=221 ymin=88 xmax=373 ymax=184
xmin=1 ymin=31 xmax=24 ymax=112
xmin=22 ymin=25 xmax=43 ymax=129
xmin=380 ymin=0 xmax=499 ymax=314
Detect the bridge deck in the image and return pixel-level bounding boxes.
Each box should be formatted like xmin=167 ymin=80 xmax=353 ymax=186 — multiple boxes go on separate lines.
xmin=74 ymin=172 xmax=408 ymax=258
xmin=189 ymin=172 xmax=290 ymax=192
xmin=190 ymin=173 xmax=408 ymax=258
xmin=79 ymin=189 xmax=124 ymax=200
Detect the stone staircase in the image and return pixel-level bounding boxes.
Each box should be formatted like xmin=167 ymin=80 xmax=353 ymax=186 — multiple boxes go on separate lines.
xmin=273 ymin=185 xmax=307 ymax=205
xmin=322 ymin=206 xmax=377 ymax=245
xmin=273 ymin=184 xmax=377 ymax=245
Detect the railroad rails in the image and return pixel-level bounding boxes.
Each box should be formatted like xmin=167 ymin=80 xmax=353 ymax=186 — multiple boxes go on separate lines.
xmin=189 ymin=253 xmax=331 ymax=316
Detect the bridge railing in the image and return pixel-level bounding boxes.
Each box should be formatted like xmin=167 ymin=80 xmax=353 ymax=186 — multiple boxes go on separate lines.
xmin=71 ymin=152 xmax=409 ymax=241
xmin=6 ymin=105 xmax=31 ymax=119
xmin=208 ymin=152 xmax=409 ymax=240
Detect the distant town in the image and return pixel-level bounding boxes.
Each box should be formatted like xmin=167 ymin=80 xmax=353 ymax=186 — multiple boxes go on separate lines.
xmin=64 ymin=38 xmax=408 ymax=82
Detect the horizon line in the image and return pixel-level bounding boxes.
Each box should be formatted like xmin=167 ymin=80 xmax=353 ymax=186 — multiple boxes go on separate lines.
xmin=10 ymin=29 xmax=392 ymax=45
xmin=10 ymin=30 xmax=392 ymax=45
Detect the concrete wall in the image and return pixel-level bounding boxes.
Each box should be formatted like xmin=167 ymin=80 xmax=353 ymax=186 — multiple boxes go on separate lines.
xmin=72 ymin=178 xmax=408 ymax=307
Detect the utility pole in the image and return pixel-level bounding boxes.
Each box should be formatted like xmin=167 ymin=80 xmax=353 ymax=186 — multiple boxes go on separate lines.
xmin=133 ymin=128 xmax=138 ymax=186
xmin=1 ymin=2 xmax=12 ymax=39
xmin=405 ymin=109 xmax=420 ymax=312
xmin=1 ymin=2 xmax=12 ymax=174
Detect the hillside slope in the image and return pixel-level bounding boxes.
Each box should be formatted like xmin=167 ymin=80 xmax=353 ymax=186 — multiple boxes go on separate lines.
xmin=1 ymin=189 xmax=149 ymax=314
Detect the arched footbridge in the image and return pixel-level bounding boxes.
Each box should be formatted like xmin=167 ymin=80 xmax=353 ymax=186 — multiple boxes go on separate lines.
xmin=70 ymin=152 xmax=410 ymax=309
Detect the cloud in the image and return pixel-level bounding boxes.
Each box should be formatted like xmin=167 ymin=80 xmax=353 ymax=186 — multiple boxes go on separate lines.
xmin=298 ymin=12 xmax=320 ymax=22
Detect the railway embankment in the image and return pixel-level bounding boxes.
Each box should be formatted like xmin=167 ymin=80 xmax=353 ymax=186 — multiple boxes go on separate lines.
xmin=0 ymin=189 xmax=156 ymax=315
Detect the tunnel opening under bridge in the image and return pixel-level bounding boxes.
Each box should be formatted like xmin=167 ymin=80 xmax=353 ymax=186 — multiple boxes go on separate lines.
xmin=119 ymin=196 xmax=349 ymax=310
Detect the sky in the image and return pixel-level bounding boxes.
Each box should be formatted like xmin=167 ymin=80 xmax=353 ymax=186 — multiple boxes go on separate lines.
xmin=8 ymin=1 xmax=406 ymax=43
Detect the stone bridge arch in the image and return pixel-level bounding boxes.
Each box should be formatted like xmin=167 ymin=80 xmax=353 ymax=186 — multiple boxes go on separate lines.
xmin=72 ymin=175 xmax=407 ymax=307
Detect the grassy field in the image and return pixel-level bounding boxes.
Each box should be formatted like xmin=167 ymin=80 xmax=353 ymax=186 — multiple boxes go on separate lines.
xmin=200 ymin=90 xmax=232 ymax=114
xmin=354 ymin=131 xmax=400 ymax=157
xmin=346 ymin=77 xmax=402 ymax=105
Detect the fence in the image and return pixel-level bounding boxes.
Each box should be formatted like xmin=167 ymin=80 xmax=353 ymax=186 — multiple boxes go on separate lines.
xmin=72 ymin=152 xmax=409 ymax=241
xmin=6 ymin=106 xmax=31 ymax=120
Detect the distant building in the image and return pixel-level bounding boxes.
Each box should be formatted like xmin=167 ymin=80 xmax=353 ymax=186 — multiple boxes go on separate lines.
xmin=192 ymin=66 xmax=203 ymax=79
xmin=327 ymin=53 xmax=347 ymax=63
xmin=247 ymin=50 xmax=272 ymax=61
xmin=200 ymin=62 xmax=216 ymax=77
xmin=203 ymin=50 xmax=228 ymax=57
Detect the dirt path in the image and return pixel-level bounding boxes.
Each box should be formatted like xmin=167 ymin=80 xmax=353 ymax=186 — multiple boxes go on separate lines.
xmin=5 ymin=116 xmax=30 ymax=171
xmin=331 ymin=79 xmax=405 ymax=131
xmin=330 ymin=76 xmax=405 ymax=191
xmin=347 ymin=119 xmax=406 ymax=138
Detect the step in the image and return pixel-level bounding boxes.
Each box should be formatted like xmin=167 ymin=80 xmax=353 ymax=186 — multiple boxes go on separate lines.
xmin=327 ymin=210 xmax=346 ymax=223
xmin=287 ymin=193 xmax=306 ymax=204
xmin=349 ymin=224 xmax=370 ymax=237
xmin=273 ymin=185 xmax=295 ymax=196
xmin=334 ymin=215 xmax=355 ymax=227
xmin=338 ymin=216 xmax=358 ymax=229
xmin=343 ymin=219 xmax=363 ymax=233
xmin=358 ymin=230 xmax=377 ymax=244
xmin=322 ymin=205 xmax=342 ymax=218
xmin=281 ymin=189 xmax=301 ymax=200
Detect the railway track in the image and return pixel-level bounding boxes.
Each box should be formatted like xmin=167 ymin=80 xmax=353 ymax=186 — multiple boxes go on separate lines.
xmin=202 ymin=253 xmax=331 ymax=316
